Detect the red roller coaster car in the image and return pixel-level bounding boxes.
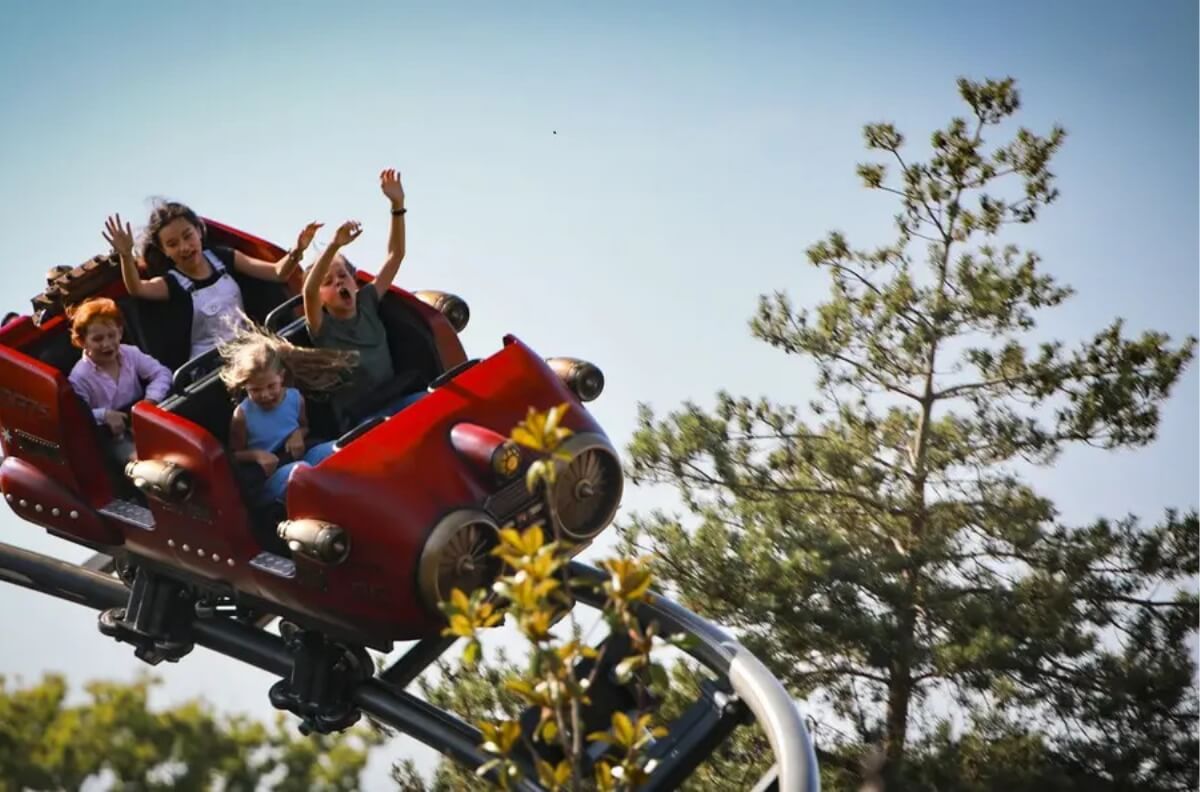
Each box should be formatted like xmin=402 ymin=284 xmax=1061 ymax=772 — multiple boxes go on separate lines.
xmin=0 ymin=220 xmax=621 ymax=653
xmin=0 ymin=223 xmax=820 ymax=790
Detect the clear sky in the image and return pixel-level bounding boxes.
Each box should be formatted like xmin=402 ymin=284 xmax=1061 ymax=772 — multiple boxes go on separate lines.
xmin=0 ymin=1 xmax=1196 ymax=786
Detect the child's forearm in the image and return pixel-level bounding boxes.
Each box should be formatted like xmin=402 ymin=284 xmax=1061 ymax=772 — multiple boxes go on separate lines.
xmin=303 ymin=243 xmax=341 ymax=300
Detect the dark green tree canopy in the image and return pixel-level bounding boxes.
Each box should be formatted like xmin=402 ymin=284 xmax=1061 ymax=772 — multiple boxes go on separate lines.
xmin=0 ymin=673 xmax=383 ymax=791
xmin=622 ymin=77 xmax=1198 ymax=790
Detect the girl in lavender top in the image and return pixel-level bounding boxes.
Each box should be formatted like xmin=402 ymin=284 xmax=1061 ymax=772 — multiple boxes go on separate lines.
xmin=67 ymin=297 xmax=172 ymax=464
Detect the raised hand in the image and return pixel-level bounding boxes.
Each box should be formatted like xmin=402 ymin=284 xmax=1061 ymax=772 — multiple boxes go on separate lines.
xmin=332 ymin=220 xmax=363 ymax=247
xmin=380 ymin=169 xmax=405 ymax=207
xmin=295 ymin=221 xmax=323 ymax=252
xmin=102 ymin=214 xmax=136 ymax=260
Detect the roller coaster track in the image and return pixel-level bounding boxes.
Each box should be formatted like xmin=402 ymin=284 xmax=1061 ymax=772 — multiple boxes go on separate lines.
xmin=0 ymin=541 xmax=818 ymax=791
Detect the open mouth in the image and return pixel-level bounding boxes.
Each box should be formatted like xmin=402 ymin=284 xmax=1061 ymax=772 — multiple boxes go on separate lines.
xmin=338 ymin=287 xmax=352 ymax=301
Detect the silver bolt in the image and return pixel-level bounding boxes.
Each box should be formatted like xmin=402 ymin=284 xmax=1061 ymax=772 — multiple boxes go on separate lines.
xmin=4 ymin=493 xmax=11 ymax=502
xmin=18 ymin=499 xmax=26 ymax=507
xmin=69 ymin=510 xmax=78 ymax=519
xmin=212 ymin=553 xmax=220 ymax=562
xmin=34 ymin=504 xmax=43 ymax=513
xmin=226 ymin=558 xmax=235 ymax=567
xmin=197 ymin=547 xmax=205 ymax=556
xmin=167 ymin=539 xmax=175 ymax=548
xmin=51 ymin=507 xmax=60 ymax=516
xmin=182 ymin=544 xmax=190 ymax=552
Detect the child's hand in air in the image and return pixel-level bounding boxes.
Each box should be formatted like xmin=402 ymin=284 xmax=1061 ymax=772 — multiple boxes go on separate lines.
xmin=332 ymin=221 xmax=363 ymax=247
xmin=103 ymin=410 xmax=127 ymax=436
xmin=284 ymin=429 xmax=306 ymax=460
xmin=295 ymin=222 xmax=323 ymax=253
xmin=380 ymin=169 xmax=405 ymax=207
xmin=102 ymin=214 xmax=136 ymax=261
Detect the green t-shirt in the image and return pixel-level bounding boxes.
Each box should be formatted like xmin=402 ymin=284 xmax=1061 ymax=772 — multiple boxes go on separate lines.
xmin=312 ymin=286 xmax=395 ymax=428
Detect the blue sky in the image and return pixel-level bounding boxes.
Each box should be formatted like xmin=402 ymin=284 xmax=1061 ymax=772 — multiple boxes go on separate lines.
xmin=0 ymin=0 xmax=1196 ymax=785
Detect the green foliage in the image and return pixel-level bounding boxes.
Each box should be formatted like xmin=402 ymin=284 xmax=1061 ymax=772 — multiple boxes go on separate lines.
xmin=622 ymin=77 xmax=1198 ymax=790
xmin=432 ymin=406 xmax=671 ymax=791
xmin=0 ymin=672 xmax=383 ymax=791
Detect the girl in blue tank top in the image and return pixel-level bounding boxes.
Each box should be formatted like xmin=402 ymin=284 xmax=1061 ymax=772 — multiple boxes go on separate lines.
xmin=219 ymin=327 xmax=358 ymax=507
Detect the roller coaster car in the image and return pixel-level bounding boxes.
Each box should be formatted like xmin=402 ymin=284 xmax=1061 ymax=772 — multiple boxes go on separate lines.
xmin=0 ymin=220 xmax=621 ymax=651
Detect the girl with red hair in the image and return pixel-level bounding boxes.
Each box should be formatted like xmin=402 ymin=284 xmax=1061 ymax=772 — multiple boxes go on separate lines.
xmin=68 ymin=297 xmax=172 ymax=464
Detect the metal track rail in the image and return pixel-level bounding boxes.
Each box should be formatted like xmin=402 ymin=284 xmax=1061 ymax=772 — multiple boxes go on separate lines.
xmin=0 ymin=542 xmax=817 ymax=791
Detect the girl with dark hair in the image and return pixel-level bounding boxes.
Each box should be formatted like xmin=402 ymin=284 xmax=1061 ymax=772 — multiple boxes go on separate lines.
xmin=102 ymin=204 xmax=321 ymax=366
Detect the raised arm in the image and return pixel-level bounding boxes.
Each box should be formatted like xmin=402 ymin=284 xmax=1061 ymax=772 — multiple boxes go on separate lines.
xmin=232 ymin=221 xmax=322 ymax=282
xmin=104 ymin=214 xmax=168 ymax=301
xmin=302 ymin=220 xmax=362 ymax=336
xmin=373 ymin=168 xmax=406 ymax=297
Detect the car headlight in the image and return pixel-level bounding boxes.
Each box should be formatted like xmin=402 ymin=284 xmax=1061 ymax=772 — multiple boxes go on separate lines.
xmin=549 ymin=433 xmax=623 ymax=542
xmin=450 ymin=422 xmax=522 ymax=483
xmin=414 ymin=290 xmax=470 ymax=332
xmin=417 ymin=509 xmax=501 ymax=612
xmin=546 ymin=357 xmax=604 ymax=402
xmin=125 ymin=459 xmax=194 ymax=502
xmin=278 ymin=519 xmax=351 ymax=564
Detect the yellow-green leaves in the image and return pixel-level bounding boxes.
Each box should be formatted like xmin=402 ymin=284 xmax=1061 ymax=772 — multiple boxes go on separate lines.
xmin=511 ymin=403 xmax=575 ymax=491
xmin=535 ymin=757 xmax=573 ymax=790
xmin=587 ymin=711 xmax=667 ymax=753
xmin=586 ymin=712 xmax=668 ymax=789
xmin=479 ymin=719 xmax=522 ymax=756
xmin=599 ymin=556 xmax=654 ymax=607
xmin=476 ymin=720 xmax=524 ymax=790
xmin=439 ymin=587 xmax=503 ymax=668
xmin=511 ymin=403 xmax=573 ymax=453
xmin=437 ymin=405 xmax=671 ymax=789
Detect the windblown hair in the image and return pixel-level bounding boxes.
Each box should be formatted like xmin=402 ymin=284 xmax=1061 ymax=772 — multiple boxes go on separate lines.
xmin=140 ymin=200 xmax=206 ymax=275
xmin=218 ymin=322 xmax=358 ymax=395
xmin=69 ymin=297 xmax=124 ymax=348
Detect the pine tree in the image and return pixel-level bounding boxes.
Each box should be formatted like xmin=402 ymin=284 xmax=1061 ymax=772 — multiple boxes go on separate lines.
xmin=621 ymin=77 xmax=1198 ymax=790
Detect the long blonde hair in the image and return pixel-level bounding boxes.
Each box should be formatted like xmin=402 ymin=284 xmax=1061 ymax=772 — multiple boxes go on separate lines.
xmin=218 ymin=322 xmax=358 ymax=395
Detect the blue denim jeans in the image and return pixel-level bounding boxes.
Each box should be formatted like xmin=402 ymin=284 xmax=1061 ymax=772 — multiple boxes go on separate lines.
xmin=258 ymin=440 xmax=337 ymax=506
